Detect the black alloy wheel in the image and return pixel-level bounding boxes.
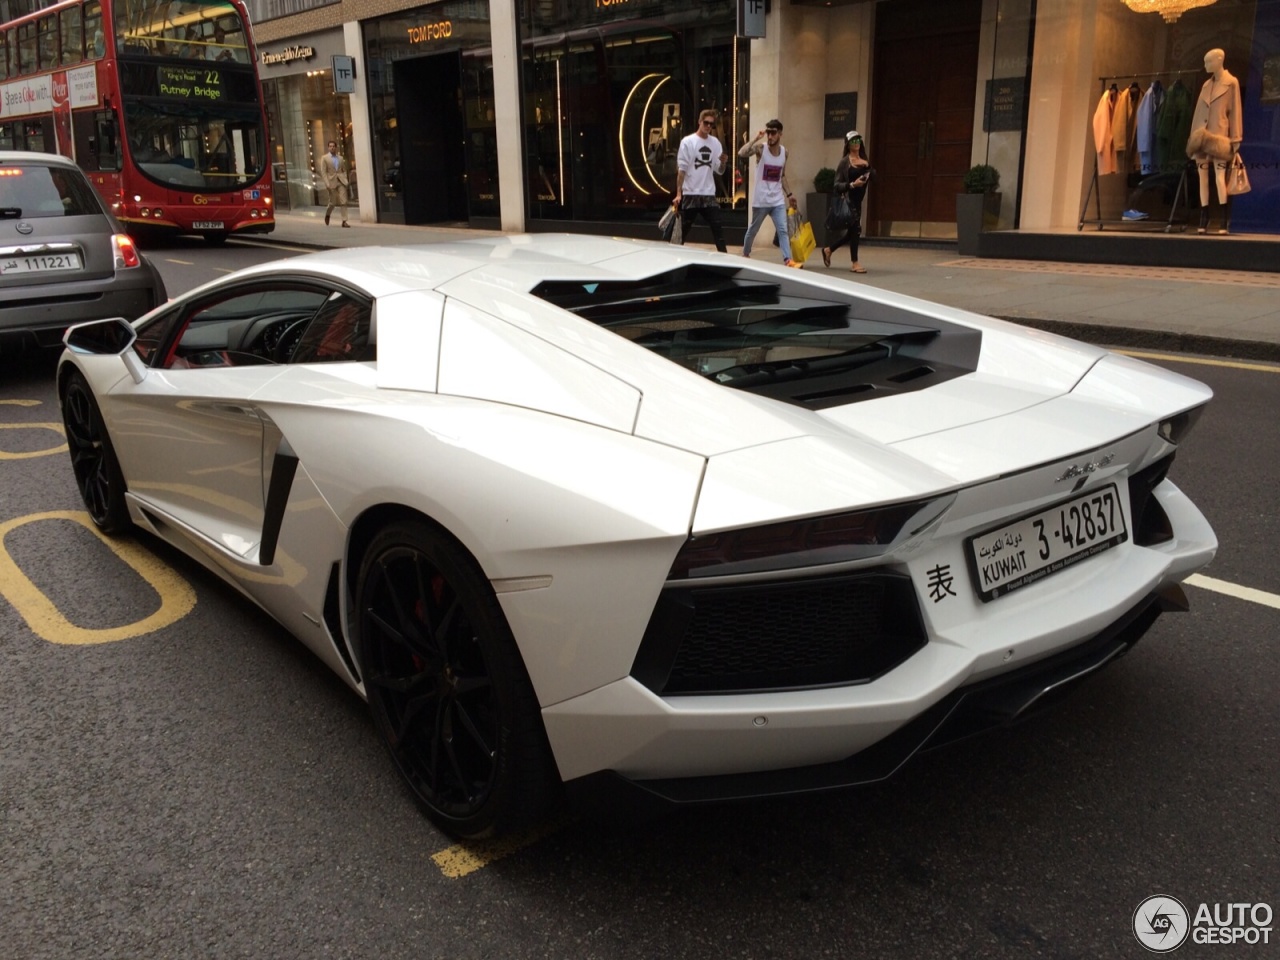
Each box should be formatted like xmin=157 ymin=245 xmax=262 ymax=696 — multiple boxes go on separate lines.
xmin=355 ymin=519 xmax=556 ymax=839
xmin=61 ymin=372 xmax=131 ymax=533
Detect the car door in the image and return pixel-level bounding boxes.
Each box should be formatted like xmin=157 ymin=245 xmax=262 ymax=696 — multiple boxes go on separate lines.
xmin=104 ymin=281 xmax=331 ymax=559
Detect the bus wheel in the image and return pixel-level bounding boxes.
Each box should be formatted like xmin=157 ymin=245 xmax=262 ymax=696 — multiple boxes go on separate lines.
xmin=204 ymin=231 xmax=229 ymax=245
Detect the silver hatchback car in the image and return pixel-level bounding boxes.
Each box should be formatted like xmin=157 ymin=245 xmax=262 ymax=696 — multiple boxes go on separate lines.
xmin=0 ymin=151 xmax=166 ymax=356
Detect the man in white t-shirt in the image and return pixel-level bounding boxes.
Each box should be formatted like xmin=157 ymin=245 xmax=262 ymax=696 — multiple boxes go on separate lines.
xmin=738 ymin=118 xmax=800 ymax=267
xmin=673 ymin=108 xmax=728 ymax=252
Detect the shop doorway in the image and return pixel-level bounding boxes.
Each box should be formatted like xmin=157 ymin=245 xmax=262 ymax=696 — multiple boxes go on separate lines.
xmin=868 ymin=0 xmax=981 ymax=238
xmin=394 ymin=53 xmax=468 ymax=225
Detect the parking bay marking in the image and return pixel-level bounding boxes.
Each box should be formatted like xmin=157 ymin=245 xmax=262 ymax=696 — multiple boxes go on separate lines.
xmin=1186 ymin=574 xmax=1280 ymax=611
xmin=0 ymin=510 xmax=195 ymax=644
xmin=0 ymin=422 xmax=66 ymax=459
xmin=431 ymin=818 xmax=569 ymax=878
xmin=1115 ymin=350 xmax=1280 ymax=374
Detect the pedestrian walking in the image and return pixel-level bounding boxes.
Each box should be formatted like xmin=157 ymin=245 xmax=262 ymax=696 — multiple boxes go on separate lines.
xmin=321 ymin=140 xmax=350 ymax=228
xmin=822 ymin=131 xmax=873 ymax=273
xmin=674 ymin=109 xmax=728 ymax=252
xmin=739 ymin=119 xmax=802 ymax=267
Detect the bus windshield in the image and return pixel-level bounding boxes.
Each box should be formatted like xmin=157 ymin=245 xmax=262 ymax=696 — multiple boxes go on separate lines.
xmin=114 ymin=0 xmax=263 ymax=191
xmin=123 ymin=98 xmax=265 ymax=189
xmin=113 ymin=0 xmax=250 ymax=62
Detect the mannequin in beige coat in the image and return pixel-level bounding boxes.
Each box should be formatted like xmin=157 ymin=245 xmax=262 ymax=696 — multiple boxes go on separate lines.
xmin=1187 ymin=48 xmax=1242 ymax=233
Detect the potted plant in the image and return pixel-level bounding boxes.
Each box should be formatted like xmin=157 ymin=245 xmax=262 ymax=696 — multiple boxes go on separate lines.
xmin=956 ymin=164 xmax=1002 ymax=256
xmin=807 ymin=167 xmax=837 ymax=246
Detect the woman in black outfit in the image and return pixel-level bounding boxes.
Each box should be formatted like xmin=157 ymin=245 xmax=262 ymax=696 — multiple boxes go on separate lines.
xmin=822 ymin=131 xmax=872 ymax=273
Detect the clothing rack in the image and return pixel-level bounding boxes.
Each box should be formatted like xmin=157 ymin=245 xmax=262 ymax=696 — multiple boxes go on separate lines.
xmin=1079 ymin=71 xmax=1201 ymax=232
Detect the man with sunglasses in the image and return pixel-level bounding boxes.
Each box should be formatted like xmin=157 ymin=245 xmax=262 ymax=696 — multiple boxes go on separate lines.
xmin=673 ymin=109 xmax=729 ymax=252
xmin=738 ymin=119 xmax=801 ymax=267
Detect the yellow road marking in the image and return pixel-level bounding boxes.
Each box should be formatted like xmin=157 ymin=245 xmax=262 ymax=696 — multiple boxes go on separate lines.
xmin=1114 ymin=350 xmax=1280 ymax=374
xmin=0 ymin=399 xmax=41 ymax=407
xmin=165 ymin=258 xmax=195 ymax=265
xmin=1186 ymin=574 xmax=1280 ymax=611
xmin=0 ymin=422 xmax=66 ymax=459
xmin=431 ymin=818 xmax=567 ymax=878
xmin=0 ymin=510 xmax=195 ymax=644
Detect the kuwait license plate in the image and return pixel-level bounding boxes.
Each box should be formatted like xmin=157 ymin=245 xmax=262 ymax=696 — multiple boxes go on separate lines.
xmin=967 ymin=483 xmax=1128 ymax=602
xmin=0 ymin=251 xmax=82 ymax=275
xmin=192 ymin=220 xmax=224 ymax=230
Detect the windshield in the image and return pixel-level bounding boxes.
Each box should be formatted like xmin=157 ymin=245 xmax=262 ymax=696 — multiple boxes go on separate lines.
xmin=113 ymin=0 xmax=250 ymax=63
xmin=123 ymin=98 xmax=265 ymax=189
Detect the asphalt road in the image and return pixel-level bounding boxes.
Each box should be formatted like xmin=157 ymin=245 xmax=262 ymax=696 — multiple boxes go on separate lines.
xmin=0 ymin=240 xmax=1276 ymax=959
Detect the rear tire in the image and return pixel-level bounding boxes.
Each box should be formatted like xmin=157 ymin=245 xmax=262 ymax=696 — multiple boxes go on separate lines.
xmin=354 ymin=519 xmax=558 ymax=839
xmin=61 ymin=371 xmax=131 ymax=533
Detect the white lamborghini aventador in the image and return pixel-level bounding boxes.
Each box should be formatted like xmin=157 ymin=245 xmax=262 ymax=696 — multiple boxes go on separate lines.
xmin=58 ymin=235 xmax=1217 ymax=838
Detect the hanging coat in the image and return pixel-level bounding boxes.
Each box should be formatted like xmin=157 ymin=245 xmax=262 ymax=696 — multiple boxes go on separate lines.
xmin=1155 ymin=80 xmax=1192 ymax=173
xmin=1135 ymin=81 xmax=1163 ymax=175
xmin=1092 ymin=90 xmax=1117 ymax=175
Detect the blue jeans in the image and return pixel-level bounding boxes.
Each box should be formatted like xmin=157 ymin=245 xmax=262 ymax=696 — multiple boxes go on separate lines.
xmin=742 ymin=204 xmax=792 ymax=261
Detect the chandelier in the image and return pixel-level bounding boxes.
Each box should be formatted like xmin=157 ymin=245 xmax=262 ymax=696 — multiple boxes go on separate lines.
xmin=1121 ymin=0 xmax=1219 ymax=22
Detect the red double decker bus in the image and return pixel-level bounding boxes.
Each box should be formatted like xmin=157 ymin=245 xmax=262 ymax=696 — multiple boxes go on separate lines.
xmin=0 ymin=0 xmax=273 ymax=243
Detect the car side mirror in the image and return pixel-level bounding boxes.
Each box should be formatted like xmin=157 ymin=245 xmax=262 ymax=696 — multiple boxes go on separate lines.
xmin=64 ymin=317 xmax=148 ymax=384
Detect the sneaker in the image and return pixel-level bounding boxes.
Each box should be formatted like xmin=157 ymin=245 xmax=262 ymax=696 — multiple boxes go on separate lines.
xmin=784 ymin=259 xmax=803 ymax=269
xmin=1121 ymin=209 xmax=1149 ymax=220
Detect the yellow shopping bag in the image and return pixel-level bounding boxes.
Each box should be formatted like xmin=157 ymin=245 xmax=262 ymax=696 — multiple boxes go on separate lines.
xmin=790 ymin=219 xmax=817 ymax=264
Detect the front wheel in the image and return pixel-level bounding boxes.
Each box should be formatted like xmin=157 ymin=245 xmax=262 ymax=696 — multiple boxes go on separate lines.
xmin=354 ymin=519 xmax=557 ymax=839
xmin=61 ymin=371 xmax=131 ymax=533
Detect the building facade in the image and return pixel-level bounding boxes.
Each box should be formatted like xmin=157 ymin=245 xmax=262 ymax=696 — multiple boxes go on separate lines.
xmin=248 ymin=0 xmax=1280 ymax=242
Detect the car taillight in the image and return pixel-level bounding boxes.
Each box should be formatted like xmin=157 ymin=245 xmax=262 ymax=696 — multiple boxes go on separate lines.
xmin=112 ymin=233 xmax=141 ymax=269
xmin=668 ymin=497 xmax=950 ymax=579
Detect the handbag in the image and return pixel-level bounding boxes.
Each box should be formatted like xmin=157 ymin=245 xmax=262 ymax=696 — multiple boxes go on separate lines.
xmin=790 ymin=217 xmax=816 ymax=264
xmin=658 ymin=203 xmax=678 ymax=241
xmin=1227 ymin=153 xmax=1251 ymax=196
xmin=826 ymin=193 xmax=853 ymax=231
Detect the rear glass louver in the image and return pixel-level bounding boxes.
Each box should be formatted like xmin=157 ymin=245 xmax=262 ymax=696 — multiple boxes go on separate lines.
xmin=533 ymin=265 xmax=981 ymax=409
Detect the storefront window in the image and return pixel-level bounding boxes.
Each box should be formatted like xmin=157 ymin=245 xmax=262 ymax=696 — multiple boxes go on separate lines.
xmin=1073 ymin=0 xmax=1270 ymax=234
xmin=517 ymin=0 xmax=745 ymax=229
xmin=262 ymin=70 xmax=352 ymax=212
xmin=363 ymin=1 xmax=494 ymax=225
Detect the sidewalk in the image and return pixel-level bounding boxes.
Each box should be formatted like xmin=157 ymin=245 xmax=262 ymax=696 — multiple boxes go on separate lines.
xmin=262 ymin=210 xmax=1280 ymax=361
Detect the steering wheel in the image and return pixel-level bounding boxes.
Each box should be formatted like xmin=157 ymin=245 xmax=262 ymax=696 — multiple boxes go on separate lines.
xmin=272 ymin=318 xmax=310 ymax=363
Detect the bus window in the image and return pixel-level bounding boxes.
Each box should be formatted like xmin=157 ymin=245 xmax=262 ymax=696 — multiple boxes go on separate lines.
xmin=37 ymin=14 xmax=57 ymax=71
xmin=61 ymin=6 xmax=84 ymax=65
xmin=18 ymin=21 xmax=35 ymax=74
xmin=84 ymin=2 xmax=104 ymax=60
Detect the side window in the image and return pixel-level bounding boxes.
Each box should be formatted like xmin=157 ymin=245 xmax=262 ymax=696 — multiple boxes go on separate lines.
xmin=60 ymin=7 xmax=83 ymax=65
xmin=84 ymin=2 xmax=104 ymax=60
xmin=37 ymin=15 xmax=58 ymax=71
xmin=160 ymin=286 xmax=330 ymax=369
xmin=133 ymin=303 xmax=185 ymax=366
xmin=18 ymin=22 xmax=36 ymax=74
xmin=288 ymin=292 xmax=375 ymax=364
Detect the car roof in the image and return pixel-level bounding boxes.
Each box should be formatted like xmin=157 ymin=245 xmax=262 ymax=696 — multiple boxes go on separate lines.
xmin=0 ymin=150 xmax=80 ymax=170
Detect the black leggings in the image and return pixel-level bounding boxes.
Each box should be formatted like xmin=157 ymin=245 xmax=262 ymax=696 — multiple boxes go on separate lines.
xmin=680 ymin=203 xmax=727 ymax=252
xmin=827 ymin=201 xmax=863 ymax=262
xmin=827 ymin=222 xmax=861 ymax=262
